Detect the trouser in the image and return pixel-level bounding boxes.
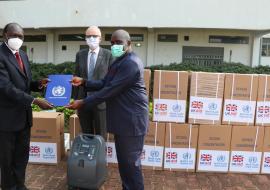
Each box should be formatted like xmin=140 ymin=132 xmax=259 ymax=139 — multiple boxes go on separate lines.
xmin=0 ymin=127 xmax=30 ymax=190
xmin=78 ymin=108 xmax=107 ymax=139
xmin=114 ymin=135 xmax=145 ymax=190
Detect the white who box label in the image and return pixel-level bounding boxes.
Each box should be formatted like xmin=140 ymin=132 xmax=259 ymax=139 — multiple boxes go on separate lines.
xmin=106 ymin=142 xmax=118 ymax=163
xmin=141 ymin=145 xmax=164 ymax=167
xmin=29 ymin=142 xmax=57 ymax=164
xmin=229 ymin=151 xmax=262 ymax=173
xmin=189 ymin=96 xmax=222 ymax=121
xmin=153 ymin=99 xmax=186 ymax=123
xmin=261 ymin=152 xmax=270 ymax=174
xmin=163 ymin=148 xmax=196 ymax=170
xmin=256 ymin=101 xmax=270 ymax=125
xmin=223 ymin=99 xmax=256 ymax=123
xmin=197 ymin=150 xmax=230 ymax=172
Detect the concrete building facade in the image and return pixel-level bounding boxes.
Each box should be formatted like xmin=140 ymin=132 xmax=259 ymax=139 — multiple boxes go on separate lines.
xmin=1 ymin=0 xmax=270 ymax=66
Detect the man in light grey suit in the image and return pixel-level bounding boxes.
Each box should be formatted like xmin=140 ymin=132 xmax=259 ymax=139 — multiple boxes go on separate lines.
xmin=73 ymin=26 xmax=113 ymax=138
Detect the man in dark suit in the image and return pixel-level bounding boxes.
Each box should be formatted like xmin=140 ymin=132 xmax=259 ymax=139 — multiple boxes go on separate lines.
xmin=0 ymin=23 xmax=53 ymax=190
xmin=73 ymin=26 xmax=113 ymax=138
xmin=68 ymin=29 xmax=149 ymax=190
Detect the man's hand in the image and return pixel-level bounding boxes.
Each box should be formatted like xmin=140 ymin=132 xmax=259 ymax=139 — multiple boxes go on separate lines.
xmin=39 ymin=78 xmax=51 ymax=89
xmin=65 ymin=100 xmax=84 ymax=110
xmin=71 ymin=77 xmax=85 ymax=86
xmin=33 ymin=98 xmax=54 ymax=109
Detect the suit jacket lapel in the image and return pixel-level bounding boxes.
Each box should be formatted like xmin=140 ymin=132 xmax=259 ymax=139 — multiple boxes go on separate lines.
xmin=93 ymin=48 xmax=103 ymax=78
xmin=82 ymin=50 xmax=88 ymax=78
xmin=20 ymin=51 xmax=30 ymax=79
xmin=8 ymin=52 xmax=27 ymax=79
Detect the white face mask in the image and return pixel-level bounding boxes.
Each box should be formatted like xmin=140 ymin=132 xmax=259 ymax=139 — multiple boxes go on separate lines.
xmin=86 ymin=36 xmax=100 ymax=50
xmin=7 ymin=37 xmax=23 ymax=51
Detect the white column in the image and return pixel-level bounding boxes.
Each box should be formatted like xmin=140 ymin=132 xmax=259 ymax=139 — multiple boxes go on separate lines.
xmin=47 ymin=33 xmax=54 ymax=63
xmin=146 ymin=28 xmax=155 ymax=66
xmin=251 ymin=33 xmax=261 ymax=67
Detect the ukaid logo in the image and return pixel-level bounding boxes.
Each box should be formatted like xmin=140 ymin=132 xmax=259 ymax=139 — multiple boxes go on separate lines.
xmin=223 ymin=100 xmax=256 ymax=123
xmin=164 ymin=148 xmax=196 ymax=170
xmin=256 ymin=102 xmax=270 ymax=124
xmin=261 ymin=152 xmax=270 ymax=174
xmin=165 ymin=151 xmax=178 ymax=164
xmin=189 ymin=97 xmax=222 ymax=120
xmin=106 ymin=142 xmax=118 ymax=163
xmin=29 ymin=142 xmax=57 ymax=164
xmin=140 ymin=149 xmax=146 ymax=160
xmin=197 ymin=150 xmax=230 ymax=172
xmin=225 ymin=104 xmax=238 ymax=116
xmin=153 ymin=99 xmax=186 ymax=122
xmin=229 ymin=151 xmax=261 ymax=173
xmin=106 ymin=146 xmax=113 ymax=158
xmin=141 ymin=145 xmax=163 ymax=167
xmin=29 ymin=145 xmax=40 ymax=158
xmin=200 ymin=154 xmax=212 ymax=166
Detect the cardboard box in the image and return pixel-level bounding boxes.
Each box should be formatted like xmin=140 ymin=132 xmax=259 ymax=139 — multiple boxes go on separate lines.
xmin=106 ymin=133 xmax=118 ymax=165
xmin=222 ymin=74 xmax=258 ymax=126
xmin=153 ymin=70 xmax=189 ymax=123
xmin=141 ymin=122 xmax=166 ymax=170
xmin=229 ymin=125 xmax=264 ymax=173
xmin=256 ymin=75 xmax=270 ymax=126
xmin=189 ymin=72 xmax=225 ymax=124
xmin=196 ymin=125 xmax=232 ymax=172
xmin=69 ymin=114 xmax=82 ymax=147
xmin=144 ymin=69 xmax=151 ymax=98
xmin=261 ymin=127 xmax=270 ymax=173
xmin=163 ymin=123 xmax=198 ymax=171
xmin=29 ymin=112 xmax=64 ymax=165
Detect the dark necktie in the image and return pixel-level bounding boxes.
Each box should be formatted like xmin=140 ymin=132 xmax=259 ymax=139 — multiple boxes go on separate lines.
xmin=88 ymin=52 xmax=95 ymax=79
xmin=15 ymin=52 xmax=25 ymax=73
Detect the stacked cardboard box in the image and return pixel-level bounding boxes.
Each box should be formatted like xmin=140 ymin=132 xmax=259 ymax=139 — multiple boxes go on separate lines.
xmin=144 ymin=69 xmax=151 ymax=98
xmin=153 ymin=70 xmax=189 ymax=123
xmin=69 ymin=114 xmax=82 ymax=147
xmin=222 ymin=74 xmax=258 ymax=125
xmin=141 ymin=122 xmax=166 ymax=170
xmin=196 ymin=125 xmax=232 ymax=172
xmin=256 ymin=75 xmax=270 ymax=126
xmin=29 ymin=112 xmax=64 ymax=164
xmin=189 ymin=72 xmax=225 ymax=124
xmin=163 ymin=123 xmax=198 ymax=171
xmin=229 ymin=126 xmax=264 ymax=173
xmin=106 ymin=133 xmax=118 ymax=165
xmin=261 ymin=127 xmax=270 ymax=174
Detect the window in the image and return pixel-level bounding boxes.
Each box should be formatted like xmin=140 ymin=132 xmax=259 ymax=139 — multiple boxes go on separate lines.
xmin=59 ymin=34 xmax=85 ymax=41
xmin=158 ymin=34 xmax=178 ymax=42
xmin=105 ymin=34 xmax=144 ymax=42
xmin=262 ymin=38 xmax=270 ymax=57
xmin=62 ymin=45 xmax=67 ymax=51
xmin=182 ymin=46 xmax=224 ymax=66
xmin=209 ymin=35 xmax=249 ymax=44
xmin=24 ymin=35 xmax=46 ymax=42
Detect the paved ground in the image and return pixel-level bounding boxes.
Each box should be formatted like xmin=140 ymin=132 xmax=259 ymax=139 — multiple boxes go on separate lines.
xmin=24 ymin=160 xmax=270 ymax=190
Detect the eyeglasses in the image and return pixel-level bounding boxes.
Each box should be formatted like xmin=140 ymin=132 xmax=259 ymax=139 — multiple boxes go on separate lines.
xmin=85 ymin=35 xmax=100 ymax=38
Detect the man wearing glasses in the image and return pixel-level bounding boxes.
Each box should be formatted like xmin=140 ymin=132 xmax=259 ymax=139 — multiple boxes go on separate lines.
xmin=73 ymin=26 xmax=113 ymax=138
xmin=68 ymin=29 xmax=149 ymax=190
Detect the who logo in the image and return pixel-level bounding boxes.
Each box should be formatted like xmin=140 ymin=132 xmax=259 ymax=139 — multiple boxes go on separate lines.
xmin=52 ymin=86 xmax=65 ymax=96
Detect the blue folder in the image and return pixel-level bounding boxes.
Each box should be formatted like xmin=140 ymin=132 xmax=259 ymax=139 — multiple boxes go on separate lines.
xmin=45 ymin=74 xmax=73 ymax=106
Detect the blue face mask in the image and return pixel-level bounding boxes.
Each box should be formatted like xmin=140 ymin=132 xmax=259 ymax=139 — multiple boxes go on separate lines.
xmin=111 ymin=44 xmax=125 ymax=57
